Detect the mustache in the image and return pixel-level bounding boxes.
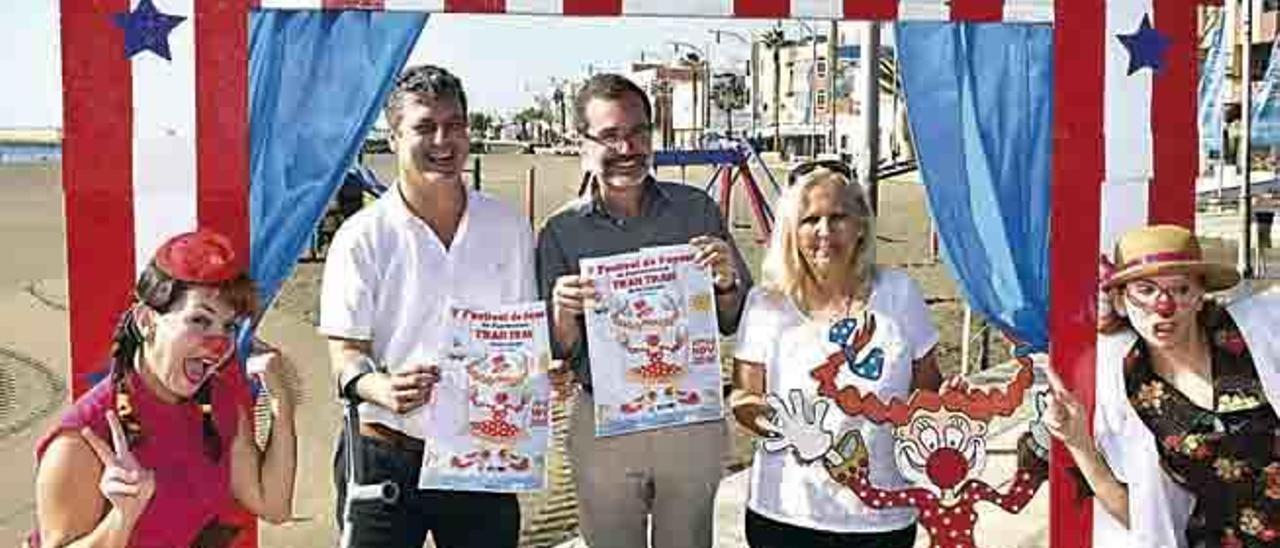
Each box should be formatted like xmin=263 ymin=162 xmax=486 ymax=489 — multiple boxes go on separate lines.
xmin=605 ymin=154 xmax=649 ymax=168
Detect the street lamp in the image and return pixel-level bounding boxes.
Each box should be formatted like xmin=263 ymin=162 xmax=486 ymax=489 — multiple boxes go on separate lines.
xmin=712 ymin=72 xmax=747 ymax=138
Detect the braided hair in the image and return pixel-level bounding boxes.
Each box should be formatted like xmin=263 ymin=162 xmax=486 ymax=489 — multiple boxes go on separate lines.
xmin=108 ymin=244 xmax=257 ymax=464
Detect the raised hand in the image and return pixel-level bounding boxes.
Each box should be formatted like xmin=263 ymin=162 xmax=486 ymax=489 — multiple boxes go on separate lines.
xmin=247 ymin=339 xmax=294 ymax=410
xmin=551 ymin=274 xmax=598 ymax=356
xmin=81 ymin=412 xmax=156 ymax=527
xmin=760 ymin=389 xmax=835 ymax=464
xmin=689 ymin=235 xmax=737 ymax=292
xmin=365 ymin=363 xmax=441 ymax=414
xmin=1042 ymin=366 xmax=1092 ymax=452
xmin=552 ymin=275 xmax=597 ymax=318
xmin=728 ymin=389 xmax=773 ymax=437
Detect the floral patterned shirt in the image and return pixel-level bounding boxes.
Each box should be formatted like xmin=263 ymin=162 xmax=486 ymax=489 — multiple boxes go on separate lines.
xmin=1125 ymin=312 xmax=1280 ymax=548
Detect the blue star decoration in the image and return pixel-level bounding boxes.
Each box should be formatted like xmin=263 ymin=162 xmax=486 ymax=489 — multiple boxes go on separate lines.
xmin=1117 ymin=14 xmax=1171 ymax=75
xmin=113 ymin=0 xmax=186 ymax=61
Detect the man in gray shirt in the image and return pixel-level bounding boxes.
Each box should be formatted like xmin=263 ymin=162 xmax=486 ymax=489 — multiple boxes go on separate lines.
xmin=536 ymin=73 xmax=752 ymax=548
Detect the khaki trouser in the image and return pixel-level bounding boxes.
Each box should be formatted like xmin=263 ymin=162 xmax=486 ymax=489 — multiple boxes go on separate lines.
xmin=569 ymin=391 xmax=728 ymax=548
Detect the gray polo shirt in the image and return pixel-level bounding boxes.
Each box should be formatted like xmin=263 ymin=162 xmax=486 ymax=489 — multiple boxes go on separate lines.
xmin=535 ymin=177 xmax=754 ymax=391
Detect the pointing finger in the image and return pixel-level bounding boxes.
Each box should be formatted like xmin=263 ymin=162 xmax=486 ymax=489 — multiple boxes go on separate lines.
xmin=80 ymin=427 xmax=116 ymax=467
xmin=105 ymin=412 xmax=133 ymax=463
xmin=1043 ymin=365 xmax=1069 ymax=396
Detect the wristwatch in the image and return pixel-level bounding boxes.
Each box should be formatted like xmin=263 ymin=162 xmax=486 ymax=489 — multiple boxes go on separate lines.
xmin=338 ymin=356 xmax=377 ymax=402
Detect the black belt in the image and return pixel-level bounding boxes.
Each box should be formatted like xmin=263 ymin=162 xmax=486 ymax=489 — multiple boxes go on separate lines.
xmin=358 ymin=423 xmax=424 ymax=454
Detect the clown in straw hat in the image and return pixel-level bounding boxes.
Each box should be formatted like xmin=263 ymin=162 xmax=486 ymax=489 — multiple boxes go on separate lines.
xmin=1101 ymin=224 xmax=1240 ymax=292
xmin=1044 ymin=224 xmax=1280 ymax=548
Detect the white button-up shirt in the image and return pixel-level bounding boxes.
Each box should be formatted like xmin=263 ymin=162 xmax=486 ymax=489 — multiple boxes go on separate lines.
xmin=319 ymin=183 xmax=536 ymax=439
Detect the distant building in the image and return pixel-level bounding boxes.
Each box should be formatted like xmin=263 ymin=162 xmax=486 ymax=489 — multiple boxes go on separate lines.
xmin=752 ymin=26 xmax=900 ymax=162
xmin=629 ymin=62 xmax=711 ymax=149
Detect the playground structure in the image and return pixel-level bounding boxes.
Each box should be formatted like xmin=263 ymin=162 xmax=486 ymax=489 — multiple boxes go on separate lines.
xmin=570 ymin=137 xmax=784 ymax=242
xmin=304 ymin=163 xmax=386 ymax=262
xmin=654 ymin=138 xmax=782 ymax=243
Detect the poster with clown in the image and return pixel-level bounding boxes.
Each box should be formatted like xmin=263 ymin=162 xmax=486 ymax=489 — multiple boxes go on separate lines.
xmin=763 ymin=344 xmax=1050 ymax=548
xmin=419 ymin=302 xmax=552 ymax=492
xmin=582 ymin=244 xmax=723 ymax=437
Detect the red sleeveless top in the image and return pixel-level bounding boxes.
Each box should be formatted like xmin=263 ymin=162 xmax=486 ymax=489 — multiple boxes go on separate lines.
xmin=31 ymin=364 xmax=250 ymax=547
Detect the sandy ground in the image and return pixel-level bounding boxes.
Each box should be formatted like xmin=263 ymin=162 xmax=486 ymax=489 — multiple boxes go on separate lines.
xmin=0 ymin=154 xmax=1054 ymax=547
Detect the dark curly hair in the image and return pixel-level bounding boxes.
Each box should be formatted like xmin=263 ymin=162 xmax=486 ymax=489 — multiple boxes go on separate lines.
xmin=384 ymin=64 xmax=468 ymax=131
xmin=572 ymin=73 xmax=652 ymax=135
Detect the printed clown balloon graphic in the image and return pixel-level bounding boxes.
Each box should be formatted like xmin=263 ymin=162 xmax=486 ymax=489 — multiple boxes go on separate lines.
xmin=606 ymin=292 xmax=698 ymax=414
xmin=760 ymin=317 xmax=1049 ymax=548
xmin=450 ymin=351 xmax=542 ymax=473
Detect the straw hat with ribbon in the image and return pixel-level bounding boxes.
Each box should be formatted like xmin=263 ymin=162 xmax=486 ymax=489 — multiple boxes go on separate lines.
xmin=1099 ymin=225 xmax=1240 ymax=292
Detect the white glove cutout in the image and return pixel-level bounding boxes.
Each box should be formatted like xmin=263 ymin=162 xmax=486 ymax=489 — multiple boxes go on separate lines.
xmin=761 ymin=389 xmax=835 ymax=464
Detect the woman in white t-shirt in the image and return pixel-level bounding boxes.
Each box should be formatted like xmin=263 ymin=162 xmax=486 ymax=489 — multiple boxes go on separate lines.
xmin=730 ymin=162 xmax=942 ymax=547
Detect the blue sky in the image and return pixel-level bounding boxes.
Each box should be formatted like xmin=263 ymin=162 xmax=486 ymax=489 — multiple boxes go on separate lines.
xmin=1 ymin=1 xmax=788 ymax=127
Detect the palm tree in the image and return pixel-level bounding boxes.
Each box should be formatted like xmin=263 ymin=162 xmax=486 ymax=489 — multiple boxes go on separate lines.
xmin=761 ymin=26 xmax=787 ymax=153
xmin=551 ymin=87 xmax=566 ymax=142
xmin=712 ymin=73 xmax=748 ymax=138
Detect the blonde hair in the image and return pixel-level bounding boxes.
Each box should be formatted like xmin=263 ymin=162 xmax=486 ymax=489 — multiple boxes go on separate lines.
xmin=761 ymin=168 xmax=877 ymax=311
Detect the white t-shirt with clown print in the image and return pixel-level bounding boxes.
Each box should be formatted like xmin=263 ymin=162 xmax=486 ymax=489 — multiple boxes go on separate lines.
xmin=735 ymin=268 xmax=940 ymax=533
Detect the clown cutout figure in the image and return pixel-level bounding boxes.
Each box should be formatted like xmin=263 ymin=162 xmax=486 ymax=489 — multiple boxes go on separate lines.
xmin=763 ymin=353 xmax=1050 ymax=548
xmin=606 ymin=292 xmax=698 ymax=414
xmin=450 ymin=351 xmax=543 ymax=474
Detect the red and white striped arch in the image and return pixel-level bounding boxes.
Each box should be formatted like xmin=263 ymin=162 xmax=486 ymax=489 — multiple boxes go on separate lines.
xmin=250 ymin=0 xmax=1055 ymax=22
xmin=60 ymin=1 xmax=1207 ymax=547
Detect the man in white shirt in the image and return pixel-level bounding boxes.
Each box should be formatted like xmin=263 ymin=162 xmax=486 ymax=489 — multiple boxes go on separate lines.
xmin=319 ymin=64 xmax=535 ymax=548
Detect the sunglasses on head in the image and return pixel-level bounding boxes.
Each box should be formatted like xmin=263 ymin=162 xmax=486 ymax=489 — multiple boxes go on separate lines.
xmin=399 ymin=67 xmax=460 ymax=87
xmin=788 ymin=159 xmax=856 ymax=186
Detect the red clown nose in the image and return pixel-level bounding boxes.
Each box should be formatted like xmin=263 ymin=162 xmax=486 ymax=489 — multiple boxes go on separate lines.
xmin=200 ymin=335 xmax=232 ymax=359
xmin=926 ymin=448 xmax=970 ymax=490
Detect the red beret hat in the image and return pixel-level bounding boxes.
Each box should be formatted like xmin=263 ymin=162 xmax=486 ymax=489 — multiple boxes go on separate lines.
xmin=152 ymin=230 xmax=245 ymax=283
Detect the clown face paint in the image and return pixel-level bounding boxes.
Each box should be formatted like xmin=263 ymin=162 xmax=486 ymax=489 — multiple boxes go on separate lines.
xmin=1119 ymin=274 xmax=1204 ymax=351
xmin=140 ymin=286 xmax=240 ymax=402
xmin=893 ymin=410 xmax=988 ymax=498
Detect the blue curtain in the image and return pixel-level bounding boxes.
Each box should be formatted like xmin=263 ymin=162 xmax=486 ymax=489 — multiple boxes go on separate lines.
xmin=896 ymin=22 xmax=1053 ymax=352
xmin=248 ymin=10 xmax=426 ymax=304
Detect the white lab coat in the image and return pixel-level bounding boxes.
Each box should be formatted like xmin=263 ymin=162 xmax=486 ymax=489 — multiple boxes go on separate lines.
xmin=1092 ymin=292 xmax=1280 ymax=548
